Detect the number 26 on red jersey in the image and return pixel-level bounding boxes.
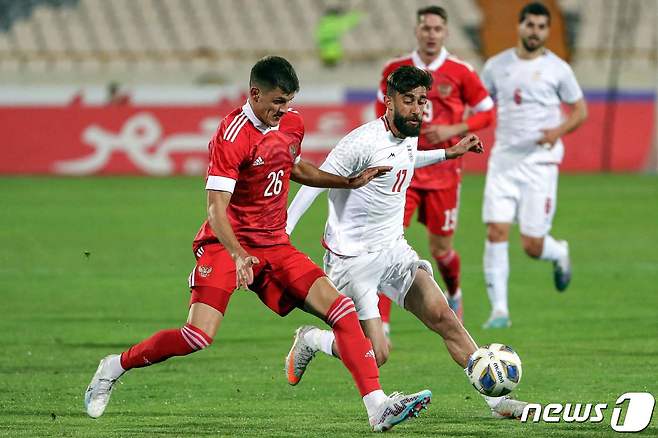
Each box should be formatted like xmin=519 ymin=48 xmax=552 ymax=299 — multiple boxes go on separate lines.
xmin=264 ymin=169 xmax=284 ymax=197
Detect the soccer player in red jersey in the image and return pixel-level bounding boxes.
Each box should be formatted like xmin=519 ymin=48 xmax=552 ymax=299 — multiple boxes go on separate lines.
xmin=374 ymin=5 xmax=494 ymax=329
xmin=84 ymin=56 xmax=431 ymax=432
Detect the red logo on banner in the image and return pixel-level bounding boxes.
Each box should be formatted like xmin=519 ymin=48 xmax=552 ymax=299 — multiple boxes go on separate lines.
xmin=55 ymin=112 xmax=219 ymax=175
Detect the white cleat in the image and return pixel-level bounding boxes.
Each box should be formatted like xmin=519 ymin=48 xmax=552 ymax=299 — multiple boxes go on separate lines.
xmin=369 ymin=390 xmax=432 ymax=432
xmin=490 ymin=396 xmax=529 ymax=419
xmin=85 ymin=354 xmax=123 ymax=418
xmin=285 ymin=325 xmax=318 ymax=386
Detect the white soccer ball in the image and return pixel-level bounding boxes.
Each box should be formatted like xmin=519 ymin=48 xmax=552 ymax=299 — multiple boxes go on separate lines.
xmin=466 ymin=343 xmax=522 ymax=397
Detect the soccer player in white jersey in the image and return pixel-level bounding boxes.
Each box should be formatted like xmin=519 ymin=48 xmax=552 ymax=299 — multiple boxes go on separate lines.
xmin=479 ymin=2 xmax=588 ymax=329
xmin=284 ymin=65 xmax=528 ymax=419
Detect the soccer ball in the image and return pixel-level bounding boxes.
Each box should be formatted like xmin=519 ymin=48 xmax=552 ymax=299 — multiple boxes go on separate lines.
xmin=466 ymin=343 xmax=522 ymax=397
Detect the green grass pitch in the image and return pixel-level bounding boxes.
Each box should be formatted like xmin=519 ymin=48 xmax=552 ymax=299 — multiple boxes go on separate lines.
xmin=1 ymin=174 xmax=657 ymax=437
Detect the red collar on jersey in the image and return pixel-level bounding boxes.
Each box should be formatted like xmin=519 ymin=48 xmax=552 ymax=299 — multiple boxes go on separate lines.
xmin=381 ymin=115 xmax=391 ymax=132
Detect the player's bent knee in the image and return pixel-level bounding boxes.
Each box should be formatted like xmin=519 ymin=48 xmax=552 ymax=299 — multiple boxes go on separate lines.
xmin=487 ymin=223 xmax=509 ymax=242
xmin=521 ymin=236 xmax=543 ymax=258
xmin=429 ymin=235 xmax=452 ymax=258
xmin=430 ymin=246 xmax=450 ymax=259
xmin=426 ymin=302 xmax=459 ymax=334
xmin=180 ymin=323 xmax=214 ymax=352
xmin=306 ymin=277 xmax=345 ymax=317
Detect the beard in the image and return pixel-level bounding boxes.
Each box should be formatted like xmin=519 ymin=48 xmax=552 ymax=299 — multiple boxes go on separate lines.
xmin=393 ymin=110 xmax=422 ymax=137
xmin=522 ymin=36 xmax=543 ymax=52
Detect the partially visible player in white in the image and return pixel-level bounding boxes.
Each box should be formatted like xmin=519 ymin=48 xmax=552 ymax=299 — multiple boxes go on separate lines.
xmin=284 ymin=65 xmax=528 ymax=419
xmin=480 ymin=2 xmax=588 ymax=329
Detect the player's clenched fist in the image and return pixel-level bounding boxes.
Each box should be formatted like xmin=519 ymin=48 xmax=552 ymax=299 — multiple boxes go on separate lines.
xmin=445 ymin=134 xmax=484 ymax=159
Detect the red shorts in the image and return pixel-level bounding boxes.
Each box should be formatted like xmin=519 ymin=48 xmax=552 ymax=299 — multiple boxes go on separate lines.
xmin=188 ymin=243 xmax=326 ymax=316
xmin=403 ymin=184 xmax=461 ymax=236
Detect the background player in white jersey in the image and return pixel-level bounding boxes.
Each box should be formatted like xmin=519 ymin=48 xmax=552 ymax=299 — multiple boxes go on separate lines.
xmin=480 ymin=2 xmax=588 ymax=329
xmin=285 ymin=66 xmax=528 ymax=419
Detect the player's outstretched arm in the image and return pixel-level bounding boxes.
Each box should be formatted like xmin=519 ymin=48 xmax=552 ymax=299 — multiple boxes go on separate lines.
xmin=414 ymin=134 xmax=483 ymax=168
xmin=207 ymin=190 xmax=259 ymax=289
xmin=291 ymin=159 xmax=391 ymax=189
xmin=445 ymin=134 xmax=484 ymax=159
xmin=286 ymin=185 xmax=326 ymax=235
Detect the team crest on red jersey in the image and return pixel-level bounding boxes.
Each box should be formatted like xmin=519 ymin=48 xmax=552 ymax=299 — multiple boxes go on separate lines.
xmin=437 ymin=83 xmax=453 ymax=98
xmin=198 ymin=265 xmax=212 ymax=278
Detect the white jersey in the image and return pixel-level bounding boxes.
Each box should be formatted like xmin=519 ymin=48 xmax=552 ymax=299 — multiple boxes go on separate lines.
xmin=481 ymin=48 xmax=583 ymax=169
xmin=321 ymin=117 xmax=417 ymax=256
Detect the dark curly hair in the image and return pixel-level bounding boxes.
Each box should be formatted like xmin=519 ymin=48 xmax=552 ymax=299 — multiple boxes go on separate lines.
xmin=386 ymin=65 xmax=433 ymax=97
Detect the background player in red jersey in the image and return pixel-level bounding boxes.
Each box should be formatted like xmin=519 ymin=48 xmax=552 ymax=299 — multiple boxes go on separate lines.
xmin=85 ymin=56 xmax=431 ymax=432
xmin=375 ymin=5 xmax=494 ymax=330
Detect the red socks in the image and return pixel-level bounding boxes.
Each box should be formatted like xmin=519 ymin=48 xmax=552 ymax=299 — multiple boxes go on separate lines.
xmin=327 ymin=295 xmax=381 ymax=397
xmin=436 ymin=250 xmax=461 ymax=296
xmin=377 ymin=294 xmax=392 ymax=324
xmin=120 ymin=323 xmax=213 ymax=370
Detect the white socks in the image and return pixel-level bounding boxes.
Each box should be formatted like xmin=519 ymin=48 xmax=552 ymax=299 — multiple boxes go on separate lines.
xmin=539 ymin=235 xmax=568 ymax=261
xmin=363 ymin=389 xmax=388 ymax=418
xmin=106 ymin=354 xmax=126 ymax=379
xmin=483 ymin=394 xmax=506 ymax=408
xmin=303 ymin=327 xmax=336 ymax=357
xmin=484 ymin=240 xmax=510 ymax=316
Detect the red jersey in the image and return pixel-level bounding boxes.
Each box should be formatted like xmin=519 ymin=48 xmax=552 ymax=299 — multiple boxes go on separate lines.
xmin=193 ymin=101 xmax=304 ymax=249
xmin=376 ymin=48 xmax=492 ymax=190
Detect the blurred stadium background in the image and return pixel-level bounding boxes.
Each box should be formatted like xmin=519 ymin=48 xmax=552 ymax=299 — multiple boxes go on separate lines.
xmin=0 ymin=0 xmax=656 ymax=174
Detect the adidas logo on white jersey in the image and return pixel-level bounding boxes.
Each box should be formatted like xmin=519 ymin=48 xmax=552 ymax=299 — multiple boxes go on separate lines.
xmin=253 ymin=156 xmax=265 ymax=166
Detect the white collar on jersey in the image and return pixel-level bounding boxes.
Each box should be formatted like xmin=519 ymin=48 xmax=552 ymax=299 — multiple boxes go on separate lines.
xmin=242 ymin=100 xmax=280 ymax=134
xmin=411 ymin=47 xmax=449 ymax=71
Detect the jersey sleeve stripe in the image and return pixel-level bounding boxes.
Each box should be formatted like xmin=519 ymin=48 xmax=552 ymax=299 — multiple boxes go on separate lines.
xmin=223 ymin=112 xmax=243 ymax=139
xmin=226 ymin=116 xmax=249 ymax=143
xmin=223 ymin=113 xmax=247 ymax=141
xmin=206 ymin=175 xmax=236 ymax=192
xmin=472 ymin=96 xmax=494 ymax=113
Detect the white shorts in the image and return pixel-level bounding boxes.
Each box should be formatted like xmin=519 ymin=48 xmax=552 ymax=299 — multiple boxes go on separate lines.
xmin=482 ymin=161 xmax=558 ymax=238
xmin=323 ymin=239 xmax=433 ymax=320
